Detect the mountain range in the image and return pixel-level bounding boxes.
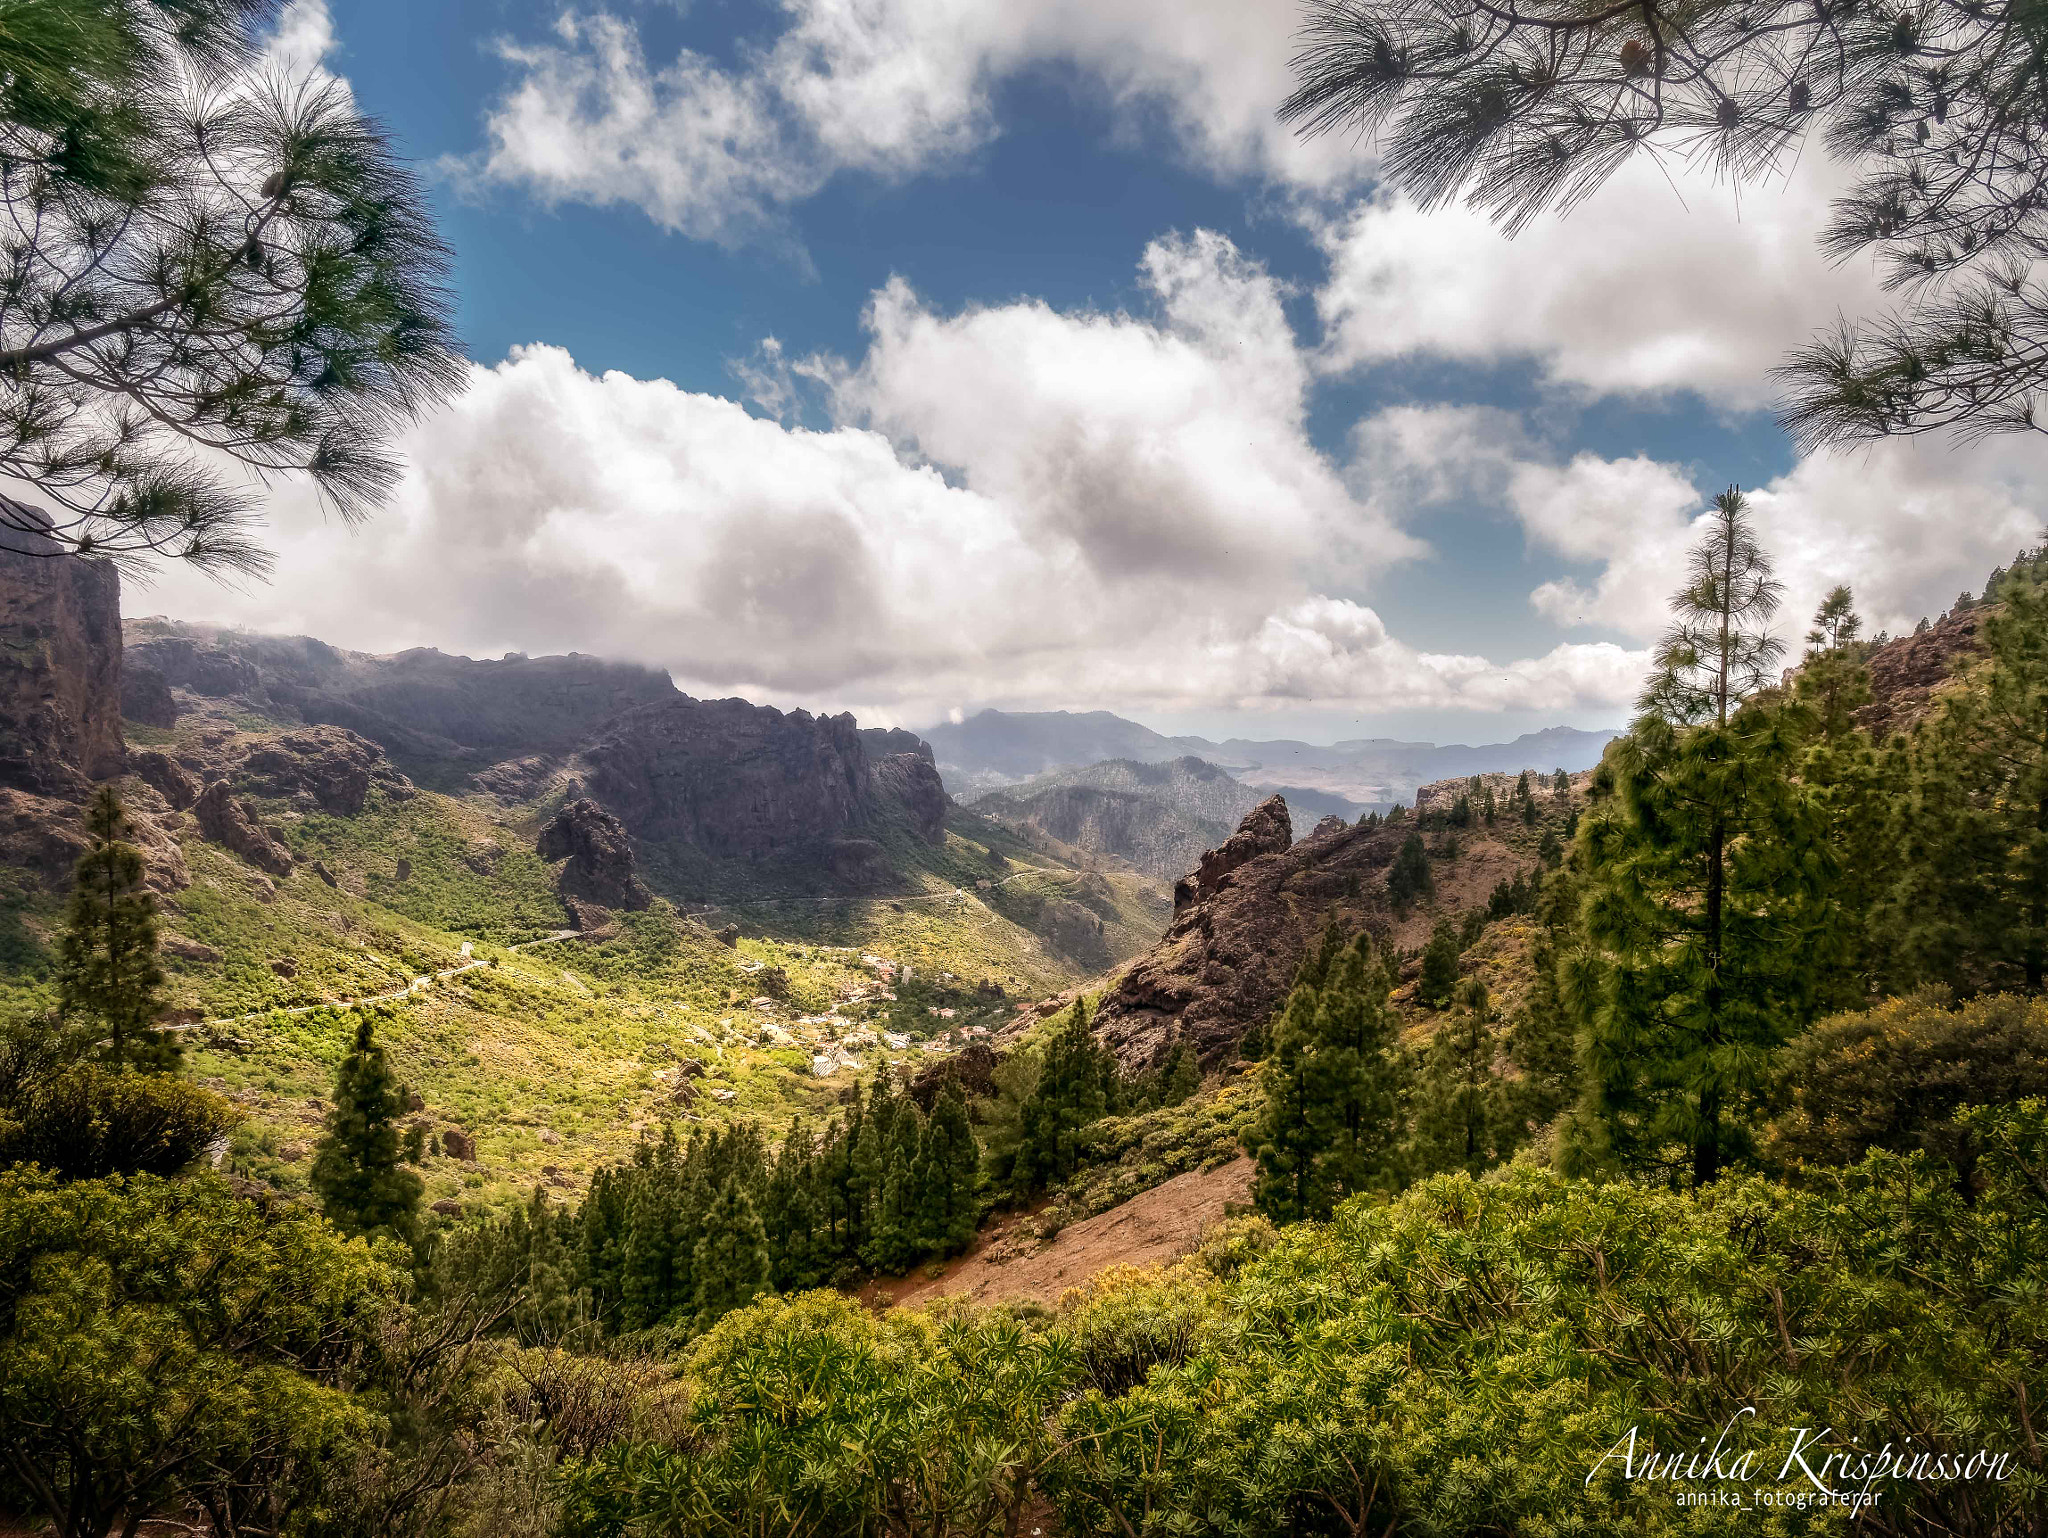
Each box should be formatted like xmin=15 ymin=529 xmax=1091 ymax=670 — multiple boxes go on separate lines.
xmin=919 ymin=709 xmax=1621 ymax=803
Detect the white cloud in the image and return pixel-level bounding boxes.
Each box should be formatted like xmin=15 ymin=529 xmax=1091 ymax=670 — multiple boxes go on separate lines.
xmin=1313 ymin=152 xmax=1893 ymax=408
xmin=131 ymin=242 xmax=1645 ymax=727
xmin=467 ymin=0 xmax=1356 ymax=244
xmin=1494 ymin=439 xmax=2048 ymax=648
xmin=260 ymin=0 xmax=340 ymax=76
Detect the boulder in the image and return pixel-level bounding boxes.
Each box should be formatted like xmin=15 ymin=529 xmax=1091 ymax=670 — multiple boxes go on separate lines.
xmin=162 ymin=935 xmax=223 ymax=963
xmin=193 ymin=780 xmax=294 ymax=877
xmin=129 ymin=749 xmax=202 ymax=811
xmin=537 ymin=797 xmax=651 ymax=910
xmin=0 ymin=502 xmax=124 ymax=796
xmin=439 ymin=1126 xmax=475 ymax=1162
xmin=120 ymin=662 xmax=178 ymax=727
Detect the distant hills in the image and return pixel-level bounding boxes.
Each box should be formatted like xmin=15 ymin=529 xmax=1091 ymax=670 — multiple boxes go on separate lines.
xmin=920 ymin=709 xmax=1620 ymax=804
xmin=964 ymin=757 xmax=1368 ymax=880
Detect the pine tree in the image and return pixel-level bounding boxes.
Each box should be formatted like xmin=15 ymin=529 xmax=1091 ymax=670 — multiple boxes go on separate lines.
xmin=1016 ymin=1001 xmax=1111 ymax=1194
xmin=309 ymin=1016 xmax=424 ymax=1244
xmin=1410 ymin=978 xmax=1511 ymax=1177
xmin=56 ymin=787 xmax=172 ymax=1071
xmin=1418 ymin=918 xmax=1460 ymax=1009
xmin=1246 ymin=972 xmax=1326 ymax=1224
xmin=1303 ymin=937 xmax=1404 ymax=1202
xmin=1387 ymin=831 xmax=1433 ymax=910
xmin=1481 ymin=783 xmax=1498 ymax=824
xmin=1895 ymin=562 xmax=2048 ymax=991
xmin=692 ymin=1177 xmax=771 ymax=1329
xmin=1565 ymin=491 xmax=1836 ymax=1186
xmin=1793 ymin=587 xmax=1895 ymax=1004
xmin=920 ymin=1082 xmax=981 ymax=1255
xmin=1155 ymin=1033 xmax=1201 ymax=1107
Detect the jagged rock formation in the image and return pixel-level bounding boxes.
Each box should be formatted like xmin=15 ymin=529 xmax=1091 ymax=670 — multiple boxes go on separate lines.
xmin=233 ymin=727 xmax=413 ymax=815
xmin=1174 ymin=795 xmax=1292 ymax=916
xmin=0 ymin=786 xmax=188 ymax=893
xmin=193 ymin=780 xmax=294 ymax=877
xmin=537 ymin=798 xmax=651 ymax=911
xmin=0 ymin=505 xmax=124 ymax=796
xmin=860 ymin=726 xmax=934 ymax=763
xmin=584 ymin=697 xmax=870 ymax=857
xmin=120 ymin=663 xmax=177 ymax=727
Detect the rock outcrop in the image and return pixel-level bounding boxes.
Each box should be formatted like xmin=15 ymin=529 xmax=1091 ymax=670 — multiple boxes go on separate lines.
xmin=869 ymin=750 xmax=949 ymax=844
xmin=0 ymin=504 xmax=124 ymax=796
xmin=1173 ymin=795 xmax=1290 ymax=916
xmin=0 ymin=785 xmax=187 ymax=893
xmin=234 ymin=726 xmax=413 ymax=814
xmin=129 ymin=749 xmax=202 ymax=811
xmin=582 ymin=695 xmax=938 ymax=861
xmin=1859 ymin=609 xmax=1986 ymax=740
xmin=120 ymin=663 xmax=177 ymax=727
xmin=1097 ymin=807 xmax=1399 ymax=1068
xmin=193 ymin=780 xmax=294 ymax=877
xmin=537 ymin=798 xmax=651 ymax=911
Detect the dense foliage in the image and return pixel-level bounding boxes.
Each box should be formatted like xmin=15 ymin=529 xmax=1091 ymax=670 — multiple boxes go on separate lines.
xmin=56 ymin=788 xmax=172 ymax=1070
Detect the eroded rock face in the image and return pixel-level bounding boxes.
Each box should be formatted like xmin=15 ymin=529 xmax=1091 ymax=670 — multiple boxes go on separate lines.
xmin=193 ymin=780 xmax=294 ymax=877
xmin=129 ymin=749 xmax=202 ymax=811
xmin=537 ymin=798 xmax=651 ymax=911
xmin=120 ymin=663 xmax=177 ymax=728
xmin=584 ymin=696 xmax=872 ymax=857
xmin=826 ymin=837 xmax=893 ymax=889
xmin=870 ymin=751 xmax=949 ymax=844
xmin=0 ymin=505 xmax=124 ymax=796
xmin=1174 ymin=795 xmax=1291 ymax=917
xmin=1859 ymin=609 xmax=1986 ymax=740
xmin=1098 ymin=810 xmax=1403 ymax=1069
xmin=0 ymin=786 xmax=187 ymax=893
xmin=125 ymin=635 xmax=261 ymax=700
xmin=235 ymin=726 xmax=413 ymax=814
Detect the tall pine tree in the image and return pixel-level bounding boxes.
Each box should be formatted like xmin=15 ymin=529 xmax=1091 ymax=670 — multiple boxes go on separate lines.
xmin=310 ymin=1015 xmax=424 ymax=1244
xmin=1410 ymin=978 xmax=1511 ymax=1177
xmin=56 ymin=787 xmax=172 ymax=1071
xmin=1015 ymin=1000 xmax=1112 ymax=1194
xmin=1564 ymin=490 xmax=1836 ymax=1186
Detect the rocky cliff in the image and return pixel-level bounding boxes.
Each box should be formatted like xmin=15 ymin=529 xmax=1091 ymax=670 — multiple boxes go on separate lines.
xmin=124 ymin=621 xmax=678 ymax=780
xmin=581 ymin=695 xmax=949 ymax=859
xmin=0 ymin=504 xmax=124 ymax=796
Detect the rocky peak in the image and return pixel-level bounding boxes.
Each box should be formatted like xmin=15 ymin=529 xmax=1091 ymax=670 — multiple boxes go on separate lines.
xmin=537 ymin=798 xmax=651 ymax=912
xmin=1173 ymin=795 xmax=1290 ymax=916
xmin=0 ymin=503 xmax=124 ymax=797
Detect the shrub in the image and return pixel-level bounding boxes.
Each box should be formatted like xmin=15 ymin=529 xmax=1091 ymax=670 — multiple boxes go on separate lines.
xmin=0 ymin=1064 xmax=239 ymax=1180
xmin=1766 ymin=989 xmax=2048 ymax=1181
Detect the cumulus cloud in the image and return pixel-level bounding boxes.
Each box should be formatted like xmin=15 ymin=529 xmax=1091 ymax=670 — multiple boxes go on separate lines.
xmin=1501 ymin=439 xmax=2046 ymax=648
xmin=1313 ymin=152 xmax=1892 ymax=408
xmin=466 ymin=0 xmax=1356 ymax=244
xmin=133 ymin=245 xmax=1645 ymax=727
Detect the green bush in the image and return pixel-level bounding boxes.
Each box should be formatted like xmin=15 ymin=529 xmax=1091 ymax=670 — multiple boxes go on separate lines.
xmin=0 ymin=1065 xmax=239 ymax=1179
xmin=1767 ymin=989 xmax=2048 ymax=1180
xmin=0 ymin=1169 xmax=398 ymax=1538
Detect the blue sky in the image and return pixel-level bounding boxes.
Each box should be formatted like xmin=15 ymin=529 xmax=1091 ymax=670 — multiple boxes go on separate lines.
xmin=137 ymin=0 xmax=2048 ymax=742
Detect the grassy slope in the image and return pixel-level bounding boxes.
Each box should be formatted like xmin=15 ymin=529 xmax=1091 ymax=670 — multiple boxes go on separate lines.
xmin=1 ymin=709 xmax=1170 ymax=1217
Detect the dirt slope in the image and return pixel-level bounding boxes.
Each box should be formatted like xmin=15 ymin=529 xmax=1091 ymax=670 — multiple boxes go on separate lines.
xmin=881 ymin=1156 xmax=1255 ymax=1311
